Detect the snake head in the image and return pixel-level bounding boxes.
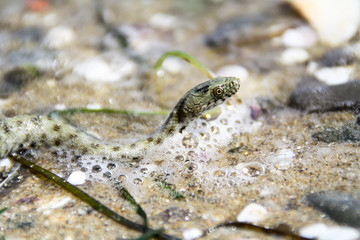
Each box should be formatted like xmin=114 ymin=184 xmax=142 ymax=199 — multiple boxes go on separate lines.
xmin=174 ymin=76 xmax=240 ymax=125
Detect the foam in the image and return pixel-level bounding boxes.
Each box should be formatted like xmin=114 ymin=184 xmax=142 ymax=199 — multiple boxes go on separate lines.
xmin=72 ymin=99 xmax=263 ymax=194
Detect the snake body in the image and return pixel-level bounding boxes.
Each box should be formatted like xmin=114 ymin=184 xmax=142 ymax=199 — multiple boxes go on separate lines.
xmin=0 ymin=76 xmax=240 ymax=160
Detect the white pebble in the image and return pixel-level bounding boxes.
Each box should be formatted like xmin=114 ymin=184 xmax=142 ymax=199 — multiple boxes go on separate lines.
xmin=281 ymin=26 xmax=317 ymax=48
xmin=236 ymin=203 xmax=267 ymax=223
xmin=300 ymin=223 xmax=360 ymax=240
xmin=162 ymin=58 xmax=184 ymax=74
xmin=0 ymin=158 xmax=13 ymax=172
xmin=314 ymin=66 xmax=353 ymax=85
xmin=74 ymin=57 xmax=134 ymax=82
xmin=149 ymin=13 xmax=177 ymax=30
xmin=38 ymin=197 xmax=72 ymax=212
xmin=216 ymin=65 xmax=249 ymax=80
xmin=280 ymin=48 xmax=309 ymax=65
xmin=300 ymin=223 xmax=328 ymax=239
xmin=67 ymin=171 xmax=87 ymax=185
xmin=44 ymin=26 xmax=75 ymax=49
xmin=182 ymin=228 xmax=203 ymax=240
xmin=288 ymin=0 xmax=360 ymax=46
xmin=318 ymin=227 xmax=360 ymax=240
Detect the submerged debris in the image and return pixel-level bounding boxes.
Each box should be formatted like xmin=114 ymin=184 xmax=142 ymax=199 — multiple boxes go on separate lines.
xmin=307 ymin=192 xmax=360 ymax=227
xmin=289 ymin=76 xmax=360 ymax=111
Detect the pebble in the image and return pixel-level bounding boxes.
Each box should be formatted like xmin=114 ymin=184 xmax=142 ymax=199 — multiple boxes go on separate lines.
xmin=289 ymin=77 xmax=360 ymax=111
xmin=288 ymin=0 xmax=360 ymax=46
xmin=67 ymin=171 xmax=87 ymax=185
xmin=162 ymin=58 xmax=184 ymax=75
xmin=149 ymin=13 xmax=177 ymax=30
xmin=73 ymin=57 xmax=135 ymax=82
xmin=44 ymin=26 xmax=75 ymax=49
xmin=37 ymin=196 xmax=72 ymax=213
xmin=280 ymin=48 xmax=309 ymax=65
xmin=0 ymin=158 xmax=13 ymax=172
xmin=299 ymin=223 xmax=328 ymax=239
xmin=216 ymin=65 xmax=249 ymax=80
xmin=281 ymin=26 xmax=317 ymax=48
xmin=314 ymin=66 xmax=353 ymax=85
xmin=300 ymin=223 xmax=359 ymax=240
xmin=236 ymin=203 xmax=267 ymax=223
xmin=319 ymin=47 xmax=356 ymax=67
xmin=307 ymin=192 xmax=360 ymax=227
xmin=182 ymin=228 xmax=203 ymax=240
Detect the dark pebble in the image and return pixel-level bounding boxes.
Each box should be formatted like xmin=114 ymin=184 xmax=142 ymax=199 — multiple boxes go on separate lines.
xmin=313 ymin=125 xmax=360 ymax=143
xmin=205 ymin=3 xmax=300 ymax=48
xmin=307 ymin=192 xmax=360 ymax=227
xmin=319 ymin=47 xmax=356 ymax=67
xmin=0 ymin=66 xmax=40 ymax=98
xmin=289 ymin=76 xmax=360 ymax=111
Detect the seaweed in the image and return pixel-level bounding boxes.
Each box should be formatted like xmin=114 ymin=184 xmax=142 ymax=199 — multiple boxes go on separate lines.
xmin=10 ymin=155 xmax=180 ymax=240
xmin=155 ymin=178 xmax=184 ymax=200
xmin=0 ymin=207 xmax=6 ymax=215
xmin=114 ymin=184 xmax=148 ymax=229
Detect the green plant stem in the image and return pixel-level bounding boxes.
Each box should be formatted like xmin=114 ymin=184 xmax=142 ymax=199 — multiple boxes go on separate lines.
xmin=154 ymin=50 xmax=216 ymax=79
xmin=9 ymin=155 xmax=180 ymax=240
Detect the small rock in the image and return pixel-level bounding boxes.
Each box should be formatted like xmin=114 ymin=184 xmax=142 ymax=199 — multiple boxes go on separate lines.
xmin=182 ymin=228 xmax=202 ymax=240
xmin=289 ymin=76 xmax=360 ymax=111
xmin=300 ymin=223 xmax=360 ymax=240
xmin=281 ymin=26 xmax=317 ymax=48
xmin=307 ymin=192 xmax=360 ymax=227
xmin=236 ymin=203 xmax=267 ymax=223
xmin=0 ymin=158 xmax=14 ymax=172
xmin=300 ymin=223 xmax=328 ymax=239
xmin=319 ymin=227 xmax=359 ymax=240
xmin=44 ymin=26 xmax=75 ymax=48
xmin=73 ymin=57 xmax=135 ymax=82
xmin=149 ymin=13 xmax=177 ymax=30
xmin=37 ymin=196 xmax=72 ymax=213
xmin=288 ymin=0 xmax=360 ymax=46
xmin=0 ymin=66 xmax=40 ymax=98
xmin=280 ymin=48 xmax=309 ymax=65
xmin=319 ymin=47 xmax=356 ymax=67
xmin=216 ymin=65 xmax=249 ymax=80
xmin=314 ymin=66 xmax=353 ymax=85
xmin=67 ymin=171 xmax=87 ymax=185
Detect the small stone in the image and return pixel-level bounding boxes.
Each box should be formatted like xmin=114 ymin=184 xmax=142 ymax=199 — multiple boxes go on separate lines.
xmin=300 ymin=223 xmax=329 ymax=239
xmin=44 ymin=26 xmax=75 ymax=48
xmin=67 ymin=171 xmax=87 ymax=185
xmin=37 ymin=196 xmax=72 ymax=212
xmin=281 ymin=26 xmax=317 ymax=48
xmin=280 ymin=48 xmax=309 ymax=65
xmin=182 ymin=228 xmax=202 ymax=240
xmin=0 ymin=158 xmax=14 ymax=172
xmin=319 ymin=226 xmax=359 ymax=240
xmin=216 ymin=65 xmax=249 ymax=80
xmin=314 ymin=66 xmax=353 ymax=85
xmin=74 ymin=57 xmax=135 ymax=82
xmin=236 ymin=203 xmax=267 ymax=223
xmin=149 ymin=13 xmax=177 ymax=30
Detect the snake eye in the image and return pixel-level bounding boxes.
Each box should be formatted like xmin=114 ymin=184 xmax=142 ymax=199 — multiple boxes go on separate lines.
xmin=213 ymin=86 xmax=224 ymax=96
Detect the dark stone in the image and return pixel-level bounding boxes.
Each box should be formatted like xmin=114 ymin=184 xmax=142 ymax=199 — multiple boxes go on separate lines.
xmin=289 ymin=76 xmax=360 ymax=111
xmin=307 ymin=192 xmax=360 ymax=227
xmin=319 ymin=47 xmax=356 ymax=67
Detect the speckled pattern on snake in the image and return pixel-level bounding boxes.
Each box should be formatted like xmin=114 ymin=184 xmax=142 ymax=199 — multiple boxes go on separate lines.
xmin=0 ymin=76 xmax=240 ymax=160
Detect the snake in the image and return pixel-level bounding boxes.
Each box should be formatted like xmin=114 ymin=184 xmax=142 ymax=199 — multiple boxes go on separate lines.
xmin=0 ymin=76 xmax=240 ymax=160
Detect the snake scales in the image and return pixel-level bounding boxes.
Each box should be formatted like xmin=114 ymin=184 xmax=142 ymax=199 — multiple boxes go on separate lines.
xmin=0 ymin=76 xmax=240 ymax=160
